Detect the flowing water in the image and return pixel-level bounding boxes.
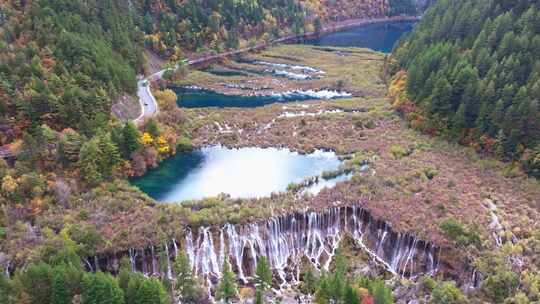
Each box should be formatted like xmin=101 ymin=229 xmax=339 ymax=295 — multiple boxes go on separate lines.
xmin=98 ymin=206 xmax=440 ymax=291
xmin=131 ymin=146 xmax=344 ymax=202
xmin=122 ymin=21 xmax=439 ymax=288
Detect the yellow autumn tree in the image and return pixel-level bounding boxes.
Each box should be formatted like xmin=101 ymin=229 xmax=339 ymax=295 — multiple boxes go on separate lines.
xmin=156 ymin=136 xmax=170 ymax=154
xmin=140 ymin=132 xmax=154 ymax=146
xmin=1 ymin=175 xmax=18 ymax=193
xmin=154 ymin=89 xmax=178 ymax=110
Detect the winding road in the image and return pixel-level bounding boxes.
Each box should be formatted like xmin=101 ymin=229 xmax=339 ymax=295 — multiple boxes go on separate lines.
xmin=0 ymin=16 xmax=420 ymax=158
xmin=0 ymin=16 xmax=418 ymax=158
xmin=132 ymin=16 xmax=419 ymax=126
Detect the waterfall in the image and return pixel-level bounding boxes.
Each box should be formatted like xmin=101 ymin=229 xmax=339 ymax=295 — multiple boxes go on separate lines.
xmin=94 ymin=256 xmax=100 ymax=271
xmin=173 ymin=239 xmax=179 ymax=258
xmin=84 ymin=258 xmax=93 ymax=272
xmin=151 ymin=245 xmax=158 ymax=275
xmin=141 ymin=249 xmax=148 ymax=275
xmin=4 ymin=261 xmax=10 ymax=278
xmin=179 ymin=206 xmax=438 ymax=287
xmin=165 ymin=243 xmax=173 ymax=279
xmin=100 ymin=206 xmax=441 ymax=289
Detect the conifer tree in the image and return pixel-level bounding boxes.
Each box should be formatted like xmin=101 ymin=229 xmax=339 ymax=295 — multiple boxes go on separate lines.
xmin=301 ymin=266 xmax=318 ymax=295
xmin=59 ymin=129 xmax=84 ymax=163
xmin=370 ymin=280 xmax=394 ymax=304
xmin=0 ymin=274 xmax=10 ymax=304
xmin=216 ymin=258 xmax=237 ymax=303
xmin=51 ymin=267 xmax=71 ymax=304
xmin=21 ymin=263 xmax=54 ymax=304
xmin=122 ymin=122 xmax=141 ymax=158
xmin=254 ymin=257 xmax=272 ymax=291
xmin=96 ymin=133 xmax=121 ymax=178
xmin=174 ymin=252 xmax=200 ymax=302
xmin=118 ymin=258 xmax=133 ymax=302
xmin=344 ymin=285 xmax=360 ymax=304
xmin=135 ymin=278 xmax=169 ymax=304
xmin=254 ymin=289 xmax=264 ymax=304
xmin=126 ymin=273 xmax=145 ymax=304
xmin=78 ymin=139 xmax=103 ymax=186
xmin=81 ymin=272 xmax=123 ymax=304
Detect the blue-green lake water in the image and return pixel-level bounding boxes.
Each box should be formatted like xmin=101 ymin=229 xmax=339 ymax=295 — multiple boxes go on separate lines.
xmin=133 ymin=21 xmax=414 ymax=202
xmin=174 ymin=87 xmax=350 ymax=108
xmin=305 ymin=21 xmax=416 ymax=53
xmin=130 ymin=146 xmax=343 ymax=202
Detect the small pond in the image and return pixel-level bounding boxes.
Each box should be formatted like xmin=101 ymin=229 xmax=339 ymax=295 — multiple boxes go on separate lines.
xmin=304 ymin=21 xmax=416 ymax=53
xmin=130 ymin=146 xmax=345 ymax=202
xmin=174 ymin=87 xmax=350 ymax=108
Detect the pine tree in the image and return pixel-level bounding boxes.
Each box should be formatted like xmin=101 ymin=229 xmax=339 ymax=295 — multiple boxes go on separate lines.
xmin=254 ymin=288 xmax=264 ymax=304
xmin=82 ymin=272 xmax=124 ymax=304
xmin=451 ymin=103 xmax=468 ymax=139
xmin=0 ymin=274 xmax=10 ymax=304
xmin=126 ymin=273 xmax=145 ymax=304
xmin=254 ymin=257 xmax=272 ymax=291
xmin=370 ymin=280 xmax=394 ymax=304
xmin=174 ymin=252 xmax=200 ymax=302
xmin=344 ymin=284 xmax=360 ymax=304
xmin=301 ymin=266 xmax=317 ymax=295
xmin=253 ymin=257 xmax=272 ymax=304
xmin=495 ymin=130 xmax=508 ymax=158
xmin=314 ymin=271 xmax=331 ymax=304
xmin=21 ymin=263 xmax=54 ymax=304
xmin=118 ymin=258 xmax=133 ymax=302
xmin=97 ymin=133 xmax=121 ymax=178
xmin=135 ymin=278 xmax=169 ymax=304
xmin=59 ymin=129 xmax=84 ymax=163
xmin=428 ymin=78 xmax=453 ymax=116
xmin=51 ymin=267 xmax=72 ymax=304
xmin=216 ymin=258 xmax=237 ymax=303
xmin=78 ymin=139 xmax=103 ymax=186
xmin=122 ymin=122 xmax=141 ymax=158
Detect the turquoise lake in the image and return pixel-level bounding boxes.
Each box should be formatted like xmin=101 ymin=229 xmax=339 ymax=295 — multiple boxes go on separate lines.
xmin=132 ymin=21 xmax=414 ymax=202
xmin=130 ymin=146 xmax=343 ymax=202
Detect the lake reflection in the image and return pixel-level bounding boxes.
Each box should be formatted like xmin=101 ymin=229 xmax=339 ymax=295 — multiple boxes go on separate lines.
xmin=131 ymin=146 xmax=343 ymax=202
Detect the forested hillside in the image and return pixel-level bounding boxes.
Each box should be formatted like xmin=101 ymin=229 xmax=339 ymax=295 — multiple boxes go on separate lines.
xmin=0 ymin=0 xmax=143 ymax=139
xmin=133 ymin=0 xmax=308 ymax=59
xmin=392 ymin=0 xmax=540 ymax=177
xmin=388 ymin=0 xmax=434 ymax=16
xmin=130 ymin=0 xmax=395 ymax=60
xmin=0 ymin=0 xmax=414 ymax=144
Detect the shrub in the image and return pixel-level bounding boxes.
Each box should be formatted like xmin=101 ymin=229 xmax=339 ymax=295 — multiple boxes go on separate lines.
xmin=423 ymin=167 xmax=439 ymax=180
xmin=439 ymin=218 xmax=481 ymax=248
xmin=176 ymin=137 xmax=193 ymax=152
xmin=431 ymin=281 xmax=465 ymax=304
xmin=422 ymin=276 xmax=436 ymax=291
xmin=482 ymin=269 xmax=519 ymax=303
xmin=389 ymin=145 xmax=410 ymax=159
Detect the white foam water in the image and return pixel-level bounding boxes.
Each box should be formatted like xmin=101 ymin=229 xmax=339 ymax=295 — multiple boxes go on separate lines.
xmin=272 ymin=89 xmax=352 ymax=100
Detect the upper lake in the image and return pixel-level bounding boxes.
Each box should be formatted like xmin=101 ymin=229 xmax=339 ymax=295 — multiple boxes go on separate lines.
xmin=133 ymin=21 xmax=414 ymax=202
xmin=304 ymin=20 xmax=416 ymax=52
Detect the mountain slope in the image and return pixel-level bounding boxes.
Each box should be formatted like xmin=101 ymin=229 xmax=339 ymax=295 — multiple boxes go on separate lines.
xmin=392 ymin=0 xmax=540 ymax=177
xmin=0 ymin=0 xmax=143 ymax=141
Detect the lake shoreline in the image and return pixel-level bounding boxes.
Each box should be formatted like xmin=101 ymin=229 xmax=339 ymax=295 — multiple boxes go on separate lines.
xmin=185 ymin=15 xmax=420 ymax=69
